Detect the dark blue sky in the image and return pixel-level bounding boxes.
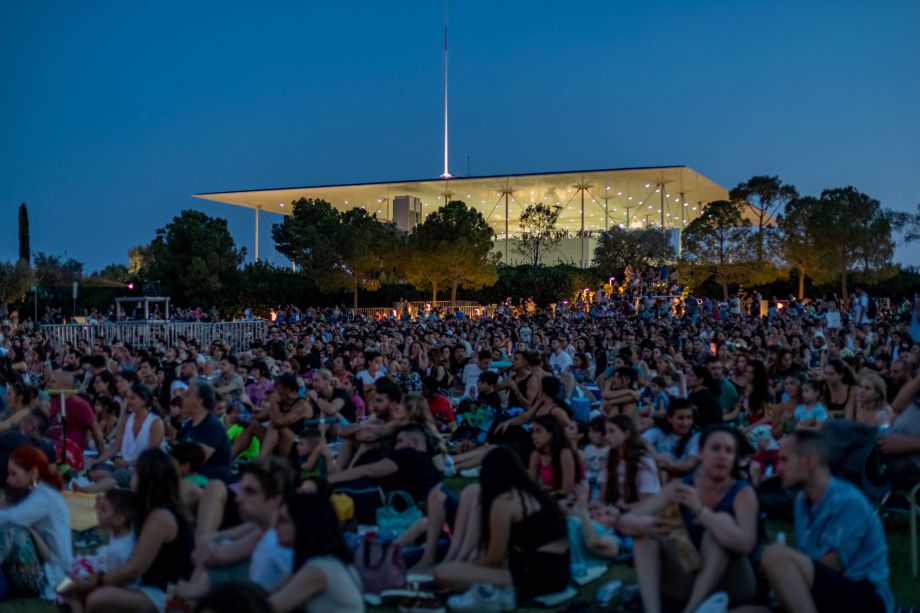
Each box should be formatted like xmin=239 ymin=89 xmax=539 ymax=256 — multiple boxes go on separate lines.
xmin=2 ymin=1 xmax=919 ymax=271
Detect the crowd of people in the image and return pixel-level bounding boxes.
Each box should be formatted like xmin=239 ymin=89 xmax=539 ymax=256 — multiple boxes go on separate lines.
xmin=0 ymin=284 xmax=919 ymax=612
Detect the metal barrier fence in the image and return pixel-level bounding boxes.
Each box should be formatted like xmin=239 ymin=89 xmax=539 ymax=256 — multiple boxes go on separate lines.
xmin=41 ymin=320 xmax=268 ymax=351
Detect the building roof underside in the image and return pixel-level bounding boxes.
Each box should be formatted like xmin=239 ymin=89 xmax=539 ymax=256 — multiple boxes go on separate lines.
xmin=193 ymin=165 xmax=730 ymax=234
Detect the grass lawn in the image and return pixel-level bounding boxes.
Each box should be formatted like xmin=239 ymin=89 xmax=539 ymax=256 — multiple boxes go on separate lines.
xmin=6 ymin=494 xmax=919 ymax=612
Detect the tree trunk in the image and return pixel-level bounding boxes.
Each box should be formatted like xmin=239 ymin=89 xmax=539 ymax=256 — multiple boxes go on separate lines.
xmin=840 ymin=267 xmax=848 ymax=307
xmin=352 ymin=279 xmax=359 ymax=310
xmin=451 ymin=281 xmax=459 ymax=306
xmin=797 ymin=267 xmax=805 ymax=300
xmin=721 ymin=277 xmax=729 ymax=301
xmin=431 ymin=281 xmax=438 ymax=304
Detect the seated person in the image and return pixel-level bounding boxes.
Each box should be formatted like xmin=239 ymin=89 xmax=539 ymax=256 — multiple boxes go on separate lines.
xmin=421 ymin=376 xmax=456 ymax=431
xmin=529 ymin=414 xmax=582 ymax=497
xmin=642 ymin=399 xmax=701 ymax=478
xmin=260 ymin=373 xmax=312 ymax=459
xmin=793 ymin=379 xmax=830 ymax=431
xmin=176 ymin=457 xmax=294 ymax=599
xmin=329 ymin=424 xmax=442 ymax=508
xmin=335 ymin=382 xmax=405 ymax=470
xmin=761 ymin=431 xmax=893 ymax=612
xmin=619 ymin=426 xmax=759 ymax=613
xmin=307 ymin=368 xmax=356 ymax=424
xmin=0 ymin=408 xmax=55 ymax=486
xmin=294 ymin=428 xmax=332 ymax=483
xmin=269 ymin=491 xmax=364 ymax=613
xmin=433 ymin=447 xmax=570 ymax=607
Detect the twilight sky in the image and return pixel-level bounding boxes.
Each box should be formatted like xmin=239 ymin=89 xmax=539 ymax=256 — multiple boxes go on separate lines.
xmin=2 ymin=1 xmax=919 ymax=271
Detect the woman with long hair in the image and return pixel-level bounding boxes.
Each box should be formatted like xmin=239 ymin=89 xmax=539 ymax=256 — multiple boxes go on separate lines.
xmin=72 ymin=448 xmax=194 ymax=612
xmin=434 ymin=447 xmax=570 ymax=607
xmin=853 ymin=372 xmax=893 ymax=428
xmin=0 ymin=446 xmax=70 ymax=600
xmin=82 ymin=384 xmax=166 ymax=493
xmin=269 ymin=492 xmax=363 ymax=612
xmin=823 ymin=359 xmax=857 ymax=420
xmin=644 ymin=398 xmax=701 ymax=479
xmin=529 ymin=415 xmax=582 ymax=497
xmin=603 ymin=415 xmax=661 ymax=511
xmin=683 ymin=365 xmax=722 ymax=430
xmin=621 ymin=426 xmax=759 ymax=613
xmin=0 ymin=379 xmax=38 ymax=433
xmin=602 ymin=366 xmax=641 ymax=420
xmin=737 ymin=359 xmax=772 ymax=425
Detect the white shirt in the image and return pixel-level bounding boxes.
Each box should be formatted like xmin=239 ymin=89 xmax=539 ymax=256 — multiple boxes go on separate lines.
xmin=0 ymin=483 xmax=72 ymax=600
xmin=549 ymin=350 xmax=573 ymax=375
xmin=303 ymin=556 xmax=364 ymax=613
xmin=461 ymin=363 xmax=483 ymax=399
xmin=250 ymin=528 xmax=293 ymax=590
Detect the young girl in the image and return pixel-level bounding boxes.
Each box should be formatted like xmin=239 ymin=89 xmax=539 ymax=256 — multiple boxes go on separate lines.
xmin=582 ymin=416 xmax=609 ymax=501
xmin=342 ymin=375 xmax=366 ymax=421
xmin=67 ymin=489 xmax=139 ymax=613
xmin=603 ymin=415 xmax=661 ymax=512
xmin=793 ymin=379 xmax=830 ymax=431
xmin=642 ymin=376 xmax=671 ymax=430
xmin=529 ymin=415 xmax=582 ymax=497
xmin=770 ymin=372 xmax=805 ymax=439
xmin=643 ymin=399 xmax=701 ymax=479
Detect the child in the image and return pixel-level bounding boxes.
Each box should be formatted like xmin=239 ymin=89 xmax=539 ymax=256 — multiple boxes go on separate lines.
xmin=295 ymin=428 xmax=333 ymax=482
xmin=343 ymin=374 xmax=366 ymax=420
xmin=171 ymin=441 xmax=208 ymax=487
xmin=793 ymin=379 xmax=829 ymax=431
xmin=582 ymin=415 xmax=609 ymax=500
xmin=224 ymin=399 xmax=260 ymax=459
xmin=476 ymin=371 xmax=503 ymax=412
xmin=65 ymin=489 xmax=138 ymax=611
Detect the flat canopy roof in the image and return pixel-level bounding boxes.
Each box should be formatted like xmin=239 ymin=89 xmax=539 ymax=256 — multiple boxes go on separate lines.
xmin=194 ymin=165 xmax=729 ymax=234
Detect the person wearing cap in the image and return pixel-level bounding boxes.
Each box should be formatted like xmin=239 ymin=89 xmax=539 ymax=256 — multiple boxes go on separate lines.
xmin=80 ymin=383 xmax=165 ymax=493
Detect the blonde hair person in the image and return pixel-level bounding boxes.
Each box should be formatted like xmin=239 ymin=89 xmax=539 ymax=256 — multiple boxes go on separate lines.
xmin=854 ymin=372 xmax=893 ymax=429
xmin=402 ymin=392 xmax=448 ymax=456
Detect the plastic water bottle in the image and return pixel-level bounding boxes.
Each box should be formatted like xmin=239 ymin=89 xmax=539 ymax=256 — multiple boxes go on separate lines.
xmin=877 ymin=410 xmax=892 ymax=434
xmin=596 ymin=580 xmax=622 ymax=604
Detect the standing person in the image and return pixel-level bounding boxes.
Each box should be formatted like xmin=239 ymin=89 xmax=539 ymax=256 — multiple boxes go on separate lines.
xmin=761 ymin=431 xmax=893 ymax=613
xmin=0 ymin=446 xmax=71 ymax=601
xmin=67 ymin=449 xmax=195 ymax=613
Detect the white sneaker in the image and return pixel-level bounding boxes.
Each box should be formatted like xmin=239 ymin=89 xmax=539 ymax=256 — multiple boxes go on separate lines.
xmin=447 ymin=584 xmax=515 ymax=613
xmin=694 ymin=591 xmax=729 ymax=613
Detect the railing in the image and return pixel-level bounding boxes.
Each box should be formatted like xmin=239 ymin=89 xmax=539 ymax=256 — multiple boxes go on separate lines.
xmin=40 ymin=320 xmax=268 ymax=351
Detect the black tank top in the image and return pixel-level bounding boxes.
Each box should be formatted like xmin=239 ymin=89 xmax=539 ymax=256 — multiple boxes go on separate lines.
xmin=141 ymin=508 xmax=194 ymax=589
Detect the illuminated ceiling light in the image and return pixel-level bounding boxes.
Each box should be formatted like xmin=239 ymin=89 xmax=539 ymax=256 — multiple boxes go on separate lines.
xmin=666 ymin=193 xmax=671 ymax=198
xmin=279 ymin=203 xmax=285 ymax=208
xmin=692 ymin=207 xmax=698 ymax=211
xmin=606 ymin=186 xmax=610 ymax=190
xmin=684 ymin=202 xmax=688 ymax=207
xmin=645 ymin=184 xmax=651 ymax=188
xmin=617 ymin=191 xmax=623 ymax=196
xmin=377 ymin=199 xmax=382 ymax=203
xmin=567 ymin=206 xmax=572 ymax=209
xmin=344 ymin=200 xmax=349 ymax=204
xmin=481 ymin=200 xmax=485 ymax=204
xmin=437 ymin=196 xmax=442 ymax=200
xmin=628 ymin=196 xmax=633 ymax=201
xmin=655 ymin=188 xmax=660 ymax=193
xmin=592 ymin=199 xmax=596 ymax=203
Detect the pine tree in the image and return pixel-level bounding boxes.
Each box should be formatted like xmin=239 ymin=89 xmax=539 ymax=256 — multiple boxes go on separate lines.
xmin=18 ymin=203 xmax=30 ymax=264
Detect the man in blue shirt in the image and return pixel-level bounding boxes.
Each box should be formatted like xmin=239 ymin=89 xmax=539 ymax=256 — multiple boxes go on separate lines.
xmin=761 ymin=431 xmax=893 ymax=613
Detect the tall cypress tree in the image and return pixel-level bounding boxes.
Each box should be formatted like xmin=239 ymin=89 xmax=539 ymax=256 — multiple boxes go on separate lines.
xmin=18 ymin=203 xmax=30 ymax=264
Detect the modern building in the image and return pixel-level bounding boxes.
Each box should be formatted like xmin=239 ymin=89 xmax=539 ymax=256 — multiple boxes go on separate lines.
xmin=194 ymin=165 xmax=729 ymax=267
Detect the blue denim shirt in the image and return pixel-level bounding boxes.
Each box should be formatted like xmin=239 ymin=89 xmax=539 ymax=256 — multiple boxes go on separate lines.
xmin=794 ymin=477 xmax=893 ymax=612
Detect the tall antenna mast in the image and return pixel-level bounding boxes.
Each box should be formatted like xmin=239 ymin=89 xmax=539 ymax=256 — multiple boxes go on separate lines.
xmin=439 ymin=0 xmax=452 ymax=179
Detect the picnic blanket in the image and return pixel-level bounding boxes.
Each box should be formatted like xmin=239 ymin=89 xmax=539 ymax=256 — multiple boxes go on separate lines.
xmin=63 ymin=491 xmax=99 ymax=532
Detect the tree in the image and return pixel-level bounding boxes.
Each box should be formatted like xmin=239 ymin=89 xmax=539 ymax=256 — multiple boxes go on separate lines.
xmin=93 ymin=264 xmax=131 ymax=282
xmin=18 ymin=203 xmax=30 ymax=264
xmin=145 ymin=210 xmax=245 ymax=305
xmin=408 ymin=200 xmax=499 ymax=305
xmin=128 ymin=244 xmax=153 ymax=275
xmin=401 ymin=233 xmax=451 ymax=303
xmin=777 ymin=196 xmax=834 ymax=299
xmin=729 ymin=176 xmax=798 ymax=267
xmin=593 ymin=227 xmax=675 ymax=279
xmin=512 ymin=203 xmax=566 ymax=267
xmin=272 ymin=199 xmax=398 ymax=308
xmin=33 ymin=252 xmax=84 ymax=288
xmin=680 ymin=200 xmax=752 ymax=300
xmin=0 ymin=260 xmax=33 ymax=315
xmin=808 ymin=187 xmax=896 ymax=301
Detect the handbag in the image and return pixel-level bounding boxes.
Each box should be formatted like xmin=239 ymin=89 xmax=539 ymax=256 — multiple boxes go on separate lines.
xmin=354 ymin=537 xmax=406 ymax=594
xmin=375 ymin=491 xmax=422 ymax=540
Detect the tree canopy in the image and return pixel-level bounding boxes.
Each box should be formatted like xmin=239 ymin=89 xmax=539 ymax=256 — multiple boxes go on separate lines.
xmin=18 ymin=203 xmax=30 ymax=264
xmin=272 ymin=198 xmax=398 ymax=308
xmin=512 ymin=203 xmax=566 ymax=267
xmin=405 ymin=200 xmax=499 ymax=304
xmin=145 ymin=210 xmax=245 ymax=305
xmin=0 ymin=260 xmax=33 ymax=315
xmin=593 ymin=227 xmax=675 ymax=279
xmin=680 ymin=200 xmax=752 ymax=300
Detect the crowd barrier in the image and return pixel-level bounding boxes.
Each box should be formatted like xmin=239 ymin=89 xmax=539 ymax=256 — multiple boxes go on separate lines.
xmin=40 ymin=320 xmax=268 ymax=351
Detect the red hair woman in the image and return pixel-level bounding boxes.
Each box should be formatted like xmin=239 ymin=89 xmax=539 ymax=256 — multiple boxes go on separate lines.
xmin=0 ymin=446 xmax=71 ymax=601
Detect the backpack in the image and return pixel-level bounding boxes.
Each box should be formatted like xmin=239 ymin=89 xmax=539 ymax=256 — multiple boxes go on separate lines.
xmin=867 ymin=297 xmax=877 ymax=319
